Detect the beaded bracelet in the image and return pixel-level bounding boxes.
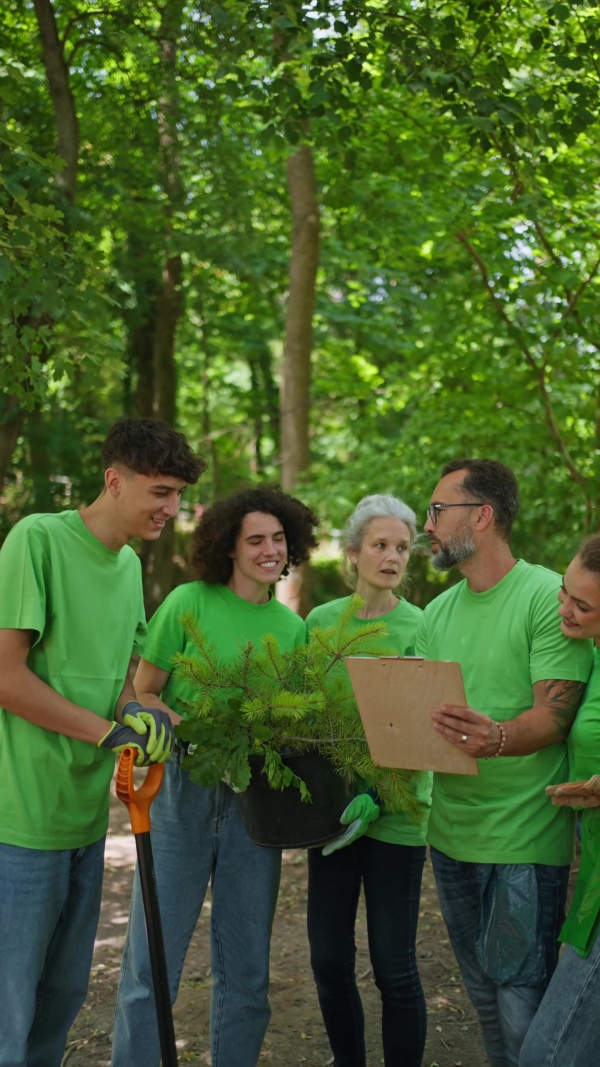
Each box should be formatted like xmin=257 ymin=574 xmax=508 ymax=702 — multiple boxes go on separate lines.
xmin=489 ymin=722 xmax=507 ymax=758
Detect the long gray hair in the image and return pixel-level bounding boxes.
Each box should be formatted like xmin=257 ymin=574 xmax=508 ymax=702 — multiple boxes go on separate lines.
xmin=341 ymin=494 xmax=418 ymax=590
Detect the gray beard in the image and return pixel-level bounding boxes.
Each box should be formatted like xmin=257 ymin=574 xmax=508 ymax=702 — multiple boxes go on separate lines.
xmin=431 ymin=532 xmax=476 ymax=571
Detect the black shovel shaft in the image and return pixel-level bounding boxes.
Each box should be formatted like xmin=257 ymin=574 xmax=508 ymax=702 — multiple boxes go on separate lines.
xmin=135 ymin=831 xmax=178 ymax=1066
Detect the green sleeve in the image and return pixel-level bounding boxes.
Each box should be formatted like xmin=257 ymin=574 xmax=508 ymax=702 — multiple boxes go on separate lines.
xmin=142 ymin=588 xmax=188 ymax=672
xmin=305 ymin=606 xmax=323 ymax=633
xmin=0 ymin=518 xmax=49 ymax=644
xmin=414 ymin=610 xmax=429 ymax=659
xmin=293 ymin=618 xmax=307 ymax=648
xmin=529 ymin=582 xmax=594 ymax=685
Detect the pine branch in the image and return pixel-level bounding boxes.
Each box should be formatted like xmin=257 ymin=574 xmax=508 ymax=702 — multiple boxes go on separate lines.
xmin=176 ymin=608 xmax=422 ymax=814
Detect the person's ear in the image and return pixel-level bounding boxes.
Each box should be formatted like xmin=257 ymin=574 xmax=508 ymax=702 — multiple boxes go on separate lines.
xmin=477 ymin=504 xmax=494 ymax=531
xmin=347 ymin=547 xmax=359 ymax=566
xmin=105 ymin=467 xmax=122 ymax=498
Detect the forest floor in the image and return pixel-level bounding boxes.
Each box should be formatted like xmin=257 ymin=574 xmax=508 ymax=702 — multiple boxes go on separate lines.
xmin=64 ymin=781 xmax=575 ymax=1067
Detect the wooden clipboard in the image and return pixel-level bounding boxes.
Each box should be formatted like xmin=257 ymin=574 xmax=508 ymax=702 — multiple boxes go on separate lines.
xmin=346 ymin=657 xmax=479 ymax=776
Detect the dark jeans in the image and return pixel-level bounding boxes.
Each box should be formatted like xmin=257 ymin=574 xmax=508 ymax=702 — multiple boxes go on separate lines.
xmin=307 ymin=836 xmax=427 ymax=1067
xmin=431 ymin=847 xmax=569 ymax=1067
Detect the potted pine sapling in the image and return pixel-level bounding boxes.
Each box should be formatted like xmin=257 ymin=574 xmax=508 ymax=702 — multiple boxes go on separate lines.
xmin=174 ymin=595 xmax=419 ymax=848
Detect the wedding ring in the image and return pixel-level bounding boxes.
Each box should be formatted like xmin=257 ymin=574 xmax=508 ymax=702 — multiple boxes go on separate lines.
xmin=461 ymin=734 xmax=468 ymax=743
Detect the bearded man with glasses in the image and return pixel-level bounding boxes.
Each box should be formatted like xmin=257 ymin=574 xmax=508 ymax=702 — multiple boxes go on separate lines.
xmin=415 ymin=458 xmax=594 ymax=1067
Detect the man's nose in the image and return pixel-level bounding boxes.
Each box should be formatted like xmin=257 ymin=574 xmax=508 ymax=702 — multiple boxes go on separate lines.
xmin=424 ymin=516 xmax=435 ymax=534
xmin=162 ymin=495 xmax=180 ymax=518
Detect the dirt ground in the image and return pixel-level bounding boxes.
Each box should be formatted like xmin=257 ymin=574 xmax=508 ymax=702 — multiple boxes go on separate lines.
xmin=63 ymin=782 xmax=541 ymax=1067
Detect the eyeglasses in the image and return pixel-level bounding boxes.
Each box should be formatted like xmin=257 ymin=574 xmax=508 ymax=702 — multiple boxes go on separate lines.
xmin=427 ymin=502 xmax=485 ymax=525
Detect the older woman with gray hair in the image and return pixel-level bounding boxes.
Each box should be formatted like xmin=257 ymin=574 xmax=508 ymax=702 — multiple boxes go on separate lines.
xmin=305 ymin=495 xmax=431 ymax=1067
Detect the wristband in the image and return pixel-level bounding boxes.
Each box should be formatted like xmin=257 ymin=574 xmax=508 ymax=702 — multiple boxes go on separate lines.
xmin=489 ymin=721 xmax=507 ymax=758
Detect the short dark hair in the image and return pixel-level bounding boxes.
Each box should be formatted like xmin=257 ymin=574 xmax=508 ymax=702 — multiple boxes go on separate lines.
xmin=578 ymin=535 xmax=600 ymax=575
xmin=102 ymin=417 xmax=206 ymax=484
xmin=441 ymin=458 xmax=520 ymax=540
xmin=191 ymin=485 xmax=319 ymax=583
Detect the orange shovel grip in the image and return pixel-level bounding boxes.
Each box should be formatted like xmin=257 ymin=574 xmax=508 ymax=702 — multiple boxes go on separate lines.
xmin=116 ymin=747 xmax=165 ymax=834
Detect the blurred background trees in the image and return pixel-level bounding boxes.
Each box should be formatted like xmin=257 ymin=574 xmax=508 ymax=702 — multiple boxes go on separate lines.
xmin=3 ymin=0 xmax=600 ymax=612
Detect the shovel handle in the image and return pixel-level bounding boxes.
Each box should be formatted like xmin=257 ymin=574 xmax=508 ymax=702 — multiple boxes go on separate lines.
xmin=116 ymin=748 xmax=164 ymax=834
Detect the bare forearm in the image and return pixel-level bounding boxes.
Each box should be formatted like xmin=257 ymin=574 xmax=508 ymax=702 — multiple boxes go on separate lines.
xmin=501 ymin=707 xmax=567 ymax=756
xmin=0 ymin=662 xmax=109 ymax=744
xmin=432 ymin=679 xmax=586 ymax=759
xmin=135 ymin=690 xmax=182 ymax=725
xmin=506 ymin=678 xmax=587 ymax=754
xmin=114 ymin=677 xmax=138 ymax=724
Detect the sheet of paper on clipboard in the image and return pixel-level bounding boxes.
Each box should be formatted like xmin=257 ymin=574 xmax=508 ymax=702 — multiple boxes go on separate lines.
xmin=346 ymin=656 xmax=479 ymax=776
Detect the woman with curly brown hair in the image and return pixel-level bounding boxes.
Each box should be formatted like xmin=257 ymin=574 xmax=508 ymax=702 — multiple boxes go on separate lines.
xmin=112 ymin=486 xmax=318 ymax=1067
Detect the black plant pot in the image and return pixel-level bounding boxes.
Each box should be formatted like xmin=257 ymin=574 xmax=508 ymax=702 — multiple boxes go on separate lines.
xmin=236 ymin=750 xmax=355 ymax=849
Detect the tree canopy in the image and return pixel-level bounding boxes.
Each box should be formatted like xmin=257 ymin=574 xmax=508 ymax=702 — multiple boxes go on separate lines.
xmin=2 ymin=0 xmax=599 ymax=606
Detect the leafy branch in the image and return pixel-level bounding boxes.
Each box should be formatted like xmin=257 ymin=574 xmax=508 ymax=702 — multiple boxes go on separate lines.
xmin=456 ymin=228 xmax=589 ymax=493
xmin=174 ymin=594 xmax=420 ymax=818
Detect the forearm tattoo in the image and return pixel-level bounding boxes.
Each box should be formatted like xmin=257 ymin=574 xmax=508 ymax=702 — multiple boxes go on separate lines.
xmin=540 ymin=679 xmax=586 ymax=738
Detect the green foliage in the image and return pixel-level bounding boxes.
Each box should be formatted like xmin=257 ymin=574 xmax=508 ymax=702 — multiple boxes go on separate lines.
xmin=3 ymin=0 xmax=600 ymax=582
xmin=175 ymin=593 xmax=419 ymax=816
xmin=309 ymin=557 xmax=346 ymax=606
xmin=0 ymin=38 xmax=114 ymax=409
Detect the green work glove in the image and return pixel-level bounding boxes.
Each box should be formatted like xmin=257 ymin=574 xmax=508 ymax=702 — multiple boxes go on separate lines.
xmin=98 ymin=705 xmax=174 ymax=767
xmin=122 ymin=701 xmax=175 ymax=757
xmin=322 ymin=794 xmax=380 ymax=857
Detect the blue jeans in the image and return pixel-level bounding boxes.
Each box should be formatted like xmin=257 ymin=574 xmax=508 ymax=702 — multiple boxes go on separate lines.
xmin=0 ymin=837 xmax=105 ymax=1067
xmin=431 ymin=847 xmax=569 ymax=1067
xmin=111 ymin=754 xmax=282 ymax=1067
xmin=519 ymin=933 xmax=600 ymax=1067
xmin=307 ymin=837 xmax=427 ymax=1067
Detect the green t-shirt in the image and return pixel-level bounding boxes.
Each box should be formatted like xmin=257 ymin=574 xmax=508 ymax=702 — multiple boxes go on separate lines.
xmin=560 ymin=652 xmax=600 ymax=954
xmin=143 ymin=581 xmax=306 ymax=714
xmin=414 ymin=559 xmax=594 ymax=866
xmin=305 ymin=595 xmax=432 ymax=847
xmin=0 ymin=510 xmax=146 ymax=850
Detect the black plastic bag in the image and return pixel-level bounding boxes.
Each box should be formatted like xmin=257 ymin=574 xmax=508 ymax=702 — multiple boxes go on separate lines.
xmin=475 ymin=864 xmax=546 ymax=986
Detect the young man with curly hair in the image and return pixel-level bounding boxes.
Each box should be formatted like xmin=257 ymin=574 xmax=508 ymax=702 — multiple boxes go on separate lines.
xmin=112 ymin=486 xmax=319 ymax=1067
xmin=0 ymin=417 xmax=205 ymax=1067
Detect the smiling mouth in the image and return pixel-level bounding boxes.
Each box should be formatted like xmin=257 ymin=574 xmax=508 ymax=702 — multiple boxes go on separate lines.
xmin=259 ymin=561 xmax=279 ymax=569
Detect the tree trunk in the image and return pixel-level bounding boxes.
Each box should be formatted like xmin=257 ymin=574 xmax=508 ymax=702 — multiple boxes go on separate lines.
xmin=29 ymin=408 xmax=55 ymax=512
xmin=0 ymin=1 xmax=79 ymax=486
xmin=140 ymin=0 xmax=185 ymax=616
xmin=33 ymin=0 xmax=78 ymax=204
xmin=132 ymin=312 xmax=156 ymax=418
xmin=0 ymin=400 xmax=25 ymax=493
xmin=196 ymin=300 xmax=221 ymax=500
xmin=277 ymin=145 xmax=320 ymax=617
xmin=280 ymin=145 xmax=319 ymax=492
xmin=121 ymin=222 xmax=162 ymax=417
